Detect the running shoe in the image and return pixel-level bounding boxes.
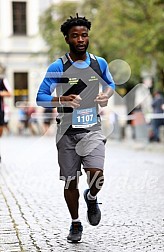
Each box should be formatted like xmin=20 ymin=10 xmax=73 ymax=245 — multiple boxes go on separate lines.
xmin=84 ymin=189 xmax=101 ymax=226
xmin=67 ymin=222 xmax=83 ymax=243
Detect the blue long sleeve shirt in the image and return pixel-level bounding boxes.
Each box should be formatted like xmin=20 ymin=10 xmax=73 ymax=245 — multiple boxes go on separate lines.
xmin=36 ymin=52 xmax=115 ymax=106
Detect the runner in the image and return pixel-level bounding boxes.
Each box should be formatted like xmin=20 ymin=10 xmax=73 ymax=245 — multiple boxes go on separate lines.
xmin=0 ymin=67 xmax=11 ymax=162
xmin=36 ymin=14 xmax=115 ymax=243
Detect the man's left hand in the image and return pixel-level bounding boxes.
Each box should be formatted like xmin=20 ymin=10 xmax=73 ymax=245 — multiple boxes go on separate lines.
xmin=94 ymin=92 xmax=109 ymax=107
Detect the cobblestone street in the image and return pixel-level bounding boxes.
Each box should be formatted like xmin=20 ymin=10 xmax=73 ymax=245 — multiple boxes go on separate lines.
xmin=0 ymin=135 xmax=164 ymax=252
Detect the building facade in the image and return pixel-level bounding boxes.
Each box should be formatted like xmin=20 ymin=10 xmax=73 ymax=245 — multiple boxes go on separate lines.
xmin=0 ymin=0 xmax=51 ymax=117
xmin=0 ymin=0 xmax=119 ymax=134
xmin=0 ymin=0 xmax=82 ymax=129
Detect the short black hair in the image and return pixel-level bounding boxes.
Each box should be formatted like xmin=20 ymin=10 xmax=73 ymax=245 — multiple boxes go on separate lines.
xmin=61 ymin=13 xmax=91 ymax=37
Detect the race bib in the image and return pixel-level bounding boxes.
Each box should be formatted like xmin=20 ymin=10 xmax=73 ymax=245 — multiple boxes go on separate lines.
xmin=72 ymin=107 xmax=97 ymax=128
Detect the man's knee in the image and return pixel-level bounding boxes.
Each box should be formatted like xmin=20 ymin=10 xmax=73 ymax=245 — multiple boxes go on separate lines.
xmin=85 ymin=168 xmax=103 ymax=178
xmin=64 ymin=179 xmax=79 ymax=190
xmin=84 ymin=168 xmax=104 ymax=188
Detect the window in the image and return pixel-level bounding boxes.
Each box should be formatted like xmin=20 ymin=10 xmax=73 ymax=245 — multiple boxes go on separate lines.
xmin=14 ymin=72 xmax=28 ymax=105
xmin=12 ymin=2 xmax=27 ymax=35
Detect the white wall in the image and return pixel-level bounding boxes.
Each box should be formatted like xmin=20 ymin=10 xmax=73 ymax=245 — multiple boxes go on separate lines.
xmin=0 ymin=0 xmax=49 ymax=132
xmin=0 ymin=0 xmax=82 ymax=132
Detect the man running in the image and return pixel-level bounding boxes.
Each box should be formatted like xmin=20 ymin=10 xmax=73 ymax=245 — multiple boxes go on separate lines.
xmin=36 ymin=14 xmax=115 ymax=243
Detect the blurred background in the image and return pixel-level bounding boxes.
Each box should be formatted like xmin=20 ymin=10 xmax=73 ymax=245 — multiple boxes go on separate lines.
xmin=0 ymin=0 xmax=163 ymax=143
xmin=0 ymin=2 xmax=163 ymax=250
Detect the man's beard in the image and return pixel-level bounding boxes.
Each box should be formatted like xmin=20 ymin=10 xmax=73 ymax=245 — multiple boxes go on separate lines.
xmin=69 ymin=41 xmax=89 ymax=55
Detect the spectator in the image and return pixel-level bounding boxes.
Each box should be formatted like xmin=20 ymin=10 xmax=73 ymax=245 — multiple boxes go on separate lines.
xmin=4 ymin=104 xmax=11 ymax=135
xmin=17 ymin=102 xmax=28 ymax=135
xmin=18 ymin=103 xmax=40 ymax=135
xmin=151 ymin=91 xmax=164 ymax=142
xmin=42 ymin=107 xmax=56 ymax=135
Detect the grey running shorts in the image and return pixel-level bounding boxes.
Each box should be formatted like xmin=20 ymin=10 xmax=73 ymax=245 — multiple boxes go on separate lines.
xmin=56 ymin=130 xmax=106 ymax=181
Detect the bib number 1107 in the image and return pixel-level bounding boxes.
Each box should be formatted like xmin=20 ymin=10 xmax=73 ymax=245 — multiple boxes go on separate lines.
xmin=72 ymin=107 xmax=97 ymax=128
xmin=77 ymin=114 xmax=93 ymax=123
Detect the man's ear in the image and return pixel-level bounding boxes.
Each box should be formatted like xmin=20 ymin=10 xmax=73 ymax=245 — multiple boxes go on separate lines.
xmin=65 ymin=35 xmax=69 ymax=44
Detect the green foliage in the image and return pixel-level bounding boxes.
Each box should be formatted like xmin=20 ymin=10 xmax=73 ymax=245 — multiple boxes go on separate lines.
xmin=39 ymin=2 xmax=78 ymax=61
xmin=90 ymin=0 xmax=164 ymax=89
xmin=39 ymin=0 xmax=164 ymax=90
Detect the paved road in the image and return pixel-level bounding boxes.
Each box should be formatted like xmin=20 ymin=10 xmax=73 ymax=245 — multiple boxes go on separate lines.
xmin=0 ymin=136 xmax=164 ymax=252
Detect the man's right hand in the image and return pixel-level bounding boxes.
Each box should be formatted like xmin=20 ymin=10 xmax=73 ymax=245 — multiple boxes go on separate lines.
xmin=60 ymin=94 xmax=81 ymax=108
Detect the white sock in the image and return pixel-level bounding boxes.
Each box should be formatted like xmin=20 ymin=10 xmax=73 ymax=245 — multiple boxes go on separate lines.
xmin=87 ymin=191 xmax=97 ymax=201
xmin=72 ymin=218 xmax=80 ymax=223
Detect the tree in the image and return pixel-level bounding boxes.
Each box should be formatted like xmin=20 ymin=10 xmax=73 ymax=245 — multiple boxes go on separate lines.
xmin=39 ymin=0 xmax=164 ymax=90
xmin=88 ymin=0 xmax=164 ymax=90
xmin=39 ymin=2 xmax=78 ymax=61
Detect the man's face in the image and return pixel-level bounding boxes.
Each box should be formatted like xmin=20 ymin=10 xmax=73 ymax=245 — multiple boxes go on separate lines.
xmin=66 ymin=26 xmax=89 ymax=55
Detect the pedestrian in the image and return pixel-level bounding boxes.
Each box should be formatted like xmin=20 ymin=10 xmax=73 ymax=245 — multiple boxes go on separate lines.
xmin=151 ymin=91 xmax=164 ymax=142
xmin=17 ymin=102 xmax=28 ymax=135
xmin=42 ymin=107 xmax=56 ymax=135
xmin=132 ymin=80 xmax=153 ymax=140
xmin=36 ymin=14 xmax=115 ymax=243
xmin=0 ymin=66 xmax=11 ymax=161
xmin=4 ymin=104 xmax=11 ymax=135
xmin=26 ymin=106 xmax=39 ymax=135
